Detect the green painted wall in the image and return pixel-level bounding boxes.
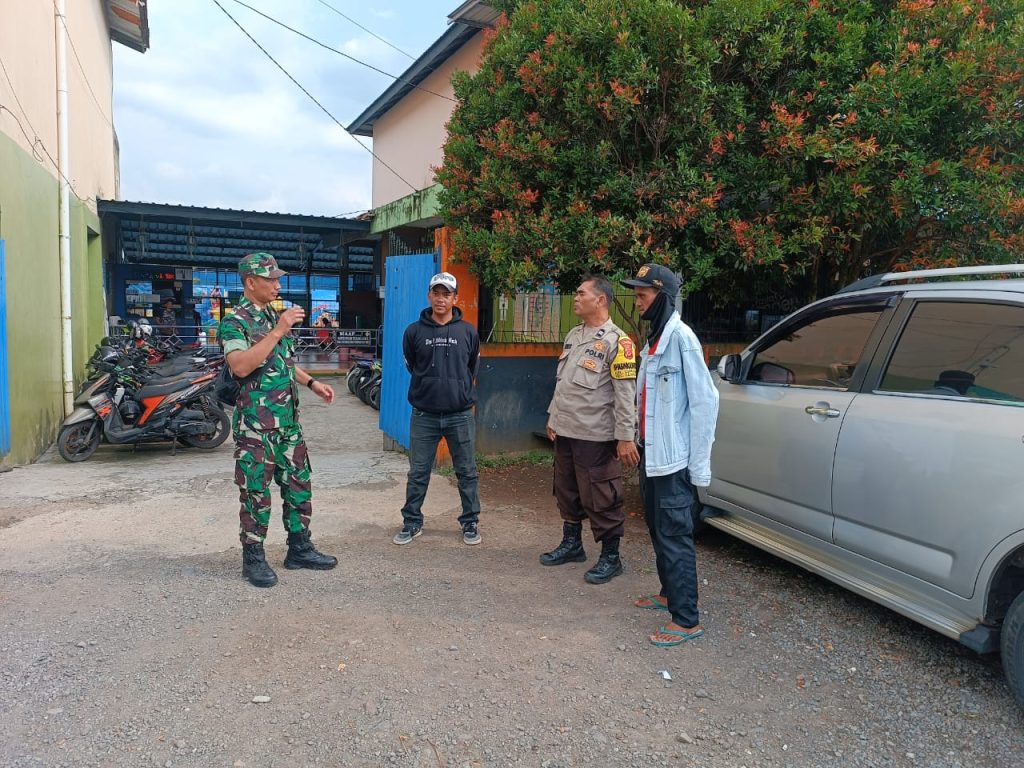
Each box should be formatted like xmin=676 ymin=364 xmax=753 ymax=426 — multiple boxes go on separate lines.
xmin=370 ymin=184 xmax=442 ymax=234
xmin=488 ymin=288 xmax=639 ymax=343
xmin=0 ymin=132 xmax=107 ymax=465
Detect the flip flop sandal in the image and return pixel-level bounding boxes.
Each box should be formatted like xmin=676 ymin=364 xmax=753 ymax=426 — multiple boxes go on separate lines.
xmin=650 ymin=626 xmax=705 ymax=647
xmin=634 ymin=595 xmax=669 ymax=611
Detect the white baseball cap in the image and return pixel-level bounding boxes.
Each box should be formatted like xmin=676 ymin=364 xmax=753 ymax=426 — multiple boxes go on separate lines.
xmin=428 ymin=272 xmax=458 ymax=292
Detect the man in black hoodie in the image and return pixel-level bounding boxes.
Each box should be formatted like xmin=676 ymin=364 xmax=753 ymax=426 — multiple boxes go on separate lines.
xmin=394 ymin=272 xmax=482 ymax=546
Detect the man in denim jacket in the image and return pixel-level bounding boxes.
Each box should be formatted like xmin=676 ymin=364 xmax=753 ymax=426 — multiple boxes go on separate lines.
xmin=621 ymin=264 xmax=720 ymax=647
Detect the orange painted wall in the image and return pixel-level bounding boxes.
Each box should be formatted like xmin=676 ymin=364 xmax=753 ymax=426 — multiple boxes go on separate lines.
xmin=435 ymin=227 xmax=479 ymax=328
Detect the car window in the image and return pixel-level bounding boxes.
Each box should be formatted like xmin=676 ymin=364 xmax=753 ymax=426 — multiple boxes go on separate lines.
xmin=880 ymin=301 xmax=1024 ymax=404
xmin=748 ymin=307 xmax=884 ymax=389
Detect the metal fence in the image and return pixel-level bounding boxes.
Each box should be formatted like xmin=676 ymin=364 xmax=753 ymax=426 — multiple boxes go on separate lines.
xmin=479 ymin=286 xmax=799 ymax=347
xmin=106 ymin=321 xmax=379 ymax=370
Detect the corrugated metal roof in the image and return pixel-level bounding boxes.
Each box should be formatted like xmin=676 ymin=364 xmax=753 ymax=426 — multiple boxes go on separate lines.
xmin=100 ymin=200 xmax=372 ymax=229
xmin=105 ymin=0 xmax=150 ymax=53
xmin=448 ymin=0 xmax=502 ymax=29
xmin=98 ymin=200 xmax=375 ymax=272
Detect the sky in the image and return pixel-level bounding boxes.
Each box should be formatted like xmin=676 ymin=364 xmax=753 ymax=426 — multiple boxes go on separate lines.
xmin=112 ymin=0 xmax=457 ymax=217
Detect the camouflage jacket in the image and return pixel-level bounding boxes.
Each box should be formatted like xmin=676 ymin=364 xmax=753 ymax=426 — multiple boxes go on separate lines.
xmin=219 ymin=297 xmax=299 ymax=432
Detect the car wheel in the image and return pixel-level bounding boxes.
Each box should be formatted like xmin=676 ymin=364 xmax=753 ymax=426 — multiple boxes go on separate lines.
xmin=1002 ymin=590 xmax=1024 ymax=707
xmin=691 ymin=502 xmax=707 ymax=538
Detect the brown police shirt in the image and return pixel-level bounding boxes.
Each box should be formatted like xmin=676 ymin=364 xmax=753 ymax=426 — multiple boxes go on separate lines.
xmin=547 ymin=319 xmax=638 ymax=443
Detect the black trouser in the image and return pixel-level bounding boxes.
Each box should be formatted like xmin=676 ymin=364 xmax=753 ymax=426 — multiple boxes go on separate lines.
xmin=401 ymin=408 xmax=480 ymax=528
xmin=640 ymin=459 xmax=700 ymax=628
xmin=553 ymin=437 xmax=625 ymax=542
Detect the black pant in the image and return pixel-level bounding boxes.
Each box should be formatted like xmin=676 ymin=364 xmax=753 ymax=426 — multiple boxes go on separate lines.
xmin=553 ymin=437 xmax=625 ymax=542
xmin=401 ymin=408 xmax=479 ymax=528
xmin=641 ymin=461 xmax=700 ymax=628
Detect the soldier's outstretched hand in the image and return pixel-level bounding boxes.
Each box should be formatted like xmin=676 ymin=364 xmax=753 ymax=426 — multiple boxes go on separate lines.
xmin=313 ymin=381 xmax=335 ymax=405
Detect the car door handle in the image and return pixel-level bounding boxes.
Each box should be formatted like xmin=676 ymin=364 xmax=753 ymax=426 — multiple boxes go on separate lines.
xmin=805 ymin=405 xmax=841 ymax=418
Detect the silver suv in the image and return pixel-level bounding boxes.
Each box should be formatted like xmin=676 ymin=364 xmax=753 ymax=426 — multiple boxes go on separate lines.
xmin=703 ymin=264 xmax=1024 ymax=706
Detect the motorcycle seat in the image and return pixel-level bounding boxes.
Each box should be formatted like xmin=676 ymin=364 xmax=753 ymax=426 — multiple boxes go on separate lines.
xmin=135 ymin=377 xmax=201 ymax=399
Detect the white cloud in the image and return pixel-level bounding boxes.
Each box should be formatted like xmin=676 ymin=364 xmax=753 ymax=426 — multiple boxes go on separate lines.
xmin=113 ymin=0 xmax=453 ymax=215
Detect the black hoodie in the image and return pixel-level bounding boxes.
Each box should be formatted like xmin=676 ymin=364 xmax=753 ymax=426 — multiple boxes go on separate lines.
xmin=403 ymin=306 xmax=480 ymax=413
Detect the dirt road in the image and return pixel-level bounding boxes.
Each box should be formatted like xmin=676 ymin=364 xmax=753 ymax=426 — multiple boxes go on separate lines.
xmin=1 ymin=379 xmax=1021 ymax=767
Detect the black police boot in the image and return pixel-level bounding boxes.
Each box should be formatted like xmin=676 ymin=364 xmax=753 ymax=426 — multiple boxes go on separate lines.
xmin=539 ymin=521 xmax=586 ymax=566
xmin=283 ymin=529 xmax=338 ymax=570
xmin=242 ymin=542 xmax=278 ymax=588
xmin=584 ymin=536 xmax=623 ymax=584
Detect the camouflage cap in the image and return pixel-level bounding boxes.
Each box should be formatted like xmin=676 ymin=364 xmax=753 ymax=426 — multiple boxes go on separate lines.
xmin=238 ymin=252 xmax=286 ymax=279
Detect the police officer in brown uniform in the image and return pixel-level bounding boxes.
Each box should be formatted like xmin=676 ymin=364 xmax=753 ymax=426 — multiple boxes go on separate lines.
xmin=542 ymin=276 xmax=640 ymax=583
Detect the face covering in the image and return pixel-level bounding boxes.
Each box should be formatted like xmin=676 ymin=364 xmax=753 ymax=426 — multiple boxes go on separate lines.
xmin=641 ymin=290 xmax=677 ymax=343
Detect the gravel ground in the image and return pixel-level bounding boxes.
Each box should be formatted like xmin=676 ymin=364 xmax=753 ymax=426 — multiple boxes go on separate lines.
xmin=1 ymin=379 xmax=1021 ymax=767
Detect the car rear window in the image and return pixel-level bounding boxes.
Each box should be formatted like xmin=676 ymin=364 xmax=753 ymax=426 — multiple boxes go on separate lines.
xmin=880 ymin=301 xmax=1024 ymax=404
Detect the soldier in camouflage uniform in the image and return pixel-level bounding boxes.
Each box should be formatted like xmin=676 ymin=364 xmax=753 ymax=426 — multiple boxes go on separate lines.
xmin=220 ymin=253 xmax=337 ymax=588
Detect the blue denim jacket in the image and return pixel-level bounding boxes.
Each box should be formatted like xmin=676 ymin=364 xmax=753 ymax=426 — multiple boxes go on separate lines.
xmin=637 ymin=313 xmax=720 ymax=484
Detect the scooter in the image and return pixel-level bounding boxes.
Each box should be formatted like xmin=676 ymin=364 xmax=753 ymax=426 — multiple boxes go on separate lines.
xmin=346 ymin=359 xmax=376 ymax=395
xmin=356 ymin=361 xmax=382 ymax=407
xmin=56 ymin=366 xmax=229 ymax=462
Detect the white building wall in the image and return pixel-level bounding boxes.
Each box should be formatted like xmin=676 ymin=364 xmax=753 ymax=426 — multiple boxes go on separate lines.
xmin=370 ymin=32 xmax=484 ymax=209
xmin=0 ymin=0 xmax=118 ymax=211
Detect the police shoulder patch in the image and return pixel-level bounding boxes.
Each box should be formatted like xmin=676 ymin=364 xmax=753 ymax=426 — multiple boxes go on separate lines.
xmin=610 ymin=337 xmax=638 ymax=380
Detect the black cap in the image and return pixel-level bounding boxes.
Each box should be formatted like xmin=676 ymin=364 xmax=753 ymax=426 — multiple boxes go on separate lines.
xmin=620 ymin=263 xmax=680 ymax=295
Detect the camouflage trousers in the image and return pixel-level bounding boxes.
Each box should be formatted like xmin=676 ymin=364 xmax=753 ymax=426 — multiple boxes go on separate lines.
xmin=234 ymin=423 xmax=313 ymax=544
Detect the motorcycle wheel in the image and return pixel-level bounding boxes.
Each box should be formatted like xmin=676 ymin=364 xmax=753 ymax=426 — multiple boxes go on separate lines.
xmin=180 ymin=398 xmax=231 ymax=449
xmin=346 ymin=366 xmax=364 ymax=394
xmin=368 ymin=383 xmax=381 ymax=410
xmin=57 ymin=421 xmax=101 ymax=462
xmin=357 ymin=376 xmax=376 ymax=404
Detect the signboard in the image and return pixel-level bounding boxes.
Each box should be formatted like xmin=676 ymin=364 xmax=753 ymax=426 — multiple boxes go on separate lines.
xmin=335 ymin=329 xmax=375 ymax=347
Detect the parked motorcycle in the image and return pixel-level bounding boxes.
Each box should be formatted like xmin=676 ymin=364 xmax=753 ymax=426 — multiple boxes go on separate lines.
xmin=356 ymin=361 xmax=382 ymax=406
xmin=56 ymin=345 xmax=229 ymax=462
xmin=346 ymin=359 xmax=377 ymax=395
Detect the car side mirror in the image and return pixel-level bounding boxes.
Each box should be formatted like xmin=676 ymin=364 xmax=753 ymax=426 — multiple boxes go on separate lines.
xmin=749 ymin=362 xmax=796 ymax=385
xmin=717 ymin=354 xmax=742 ymax=383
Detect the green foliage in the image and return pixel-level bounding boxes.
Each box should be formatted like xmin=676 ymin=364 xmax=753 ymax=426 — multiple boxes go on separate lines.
xmin=437 ymin=0 xmax=1024 ymax=301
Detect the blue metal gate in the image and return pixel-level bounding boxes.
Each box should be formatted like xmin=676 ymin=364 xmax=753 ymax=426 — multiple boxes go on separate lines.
xmin=379 ymin=251 xmax=438 ymax=449
xmin=0 ymin=241 xmax=9 ymax=456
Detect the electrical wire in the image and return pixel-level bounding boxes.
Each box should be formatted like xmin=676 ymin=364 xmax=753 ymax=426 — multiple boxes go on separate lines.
xmin=0 ymin=54 xmax=95 ymax=206
xmin=227 ymin=0 xmax=456 ymax=103
xmin=0 ymin=104 xmax=95 ymax=206
xmin=53 ymin=0 xmax=115 ymax=131
xmin=210 ymin=0 xmax=419 ymax=193
xmin=312 ymin=0 xmax=415 ymax=60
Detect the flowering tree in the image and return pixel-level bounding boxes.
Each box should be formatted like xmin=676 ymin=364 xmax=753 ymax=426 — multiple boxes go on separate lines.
xmin=437 ymin=0 xmax=1024 ymax=301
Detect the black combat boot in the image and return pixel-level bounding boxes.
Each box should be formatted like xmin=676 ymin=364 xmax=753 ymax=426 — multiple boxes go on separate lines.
xmin=539 ymin=521 xmax=586 ymax=566
xmin=283 ymin=529 xmax=338 ymax=570
xmin=584 ymin=536 xmax=623 ymax=584
xmin=242 ymin=542 xmax=278 ymax=588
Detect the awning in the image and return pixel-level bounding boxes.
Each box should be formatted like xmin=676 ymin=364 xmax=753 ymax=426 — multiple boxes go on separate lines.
xmin=98 ymin=200 xmax=375 ymax=273
xmin=105 ymin=0 xmax=150 ymax=53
